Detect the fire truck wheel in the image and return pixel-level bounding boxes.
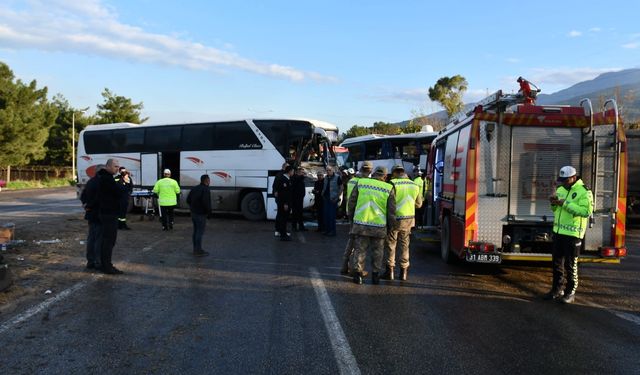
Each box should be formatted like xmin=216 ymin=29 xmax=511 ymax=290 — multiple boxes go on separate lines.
xmin=441 ymin=217 xmax=456 ymax=264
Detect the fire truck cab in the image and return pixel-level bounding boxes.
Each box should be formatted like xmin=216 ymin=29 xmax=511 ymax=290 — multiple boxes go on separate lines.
xmin=425 ymin=83 xmax=628 ymax=264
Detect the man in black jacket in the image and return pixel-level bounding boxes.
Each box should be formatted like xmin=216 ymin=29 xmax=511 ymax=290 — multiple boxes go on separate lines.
xmin=187 ymin=174 xmax=212 ymax=257
xmin=80 ymin=164 xmax=104 ymax=270
xmin=274 ymin=165 xmax=294 ymax=241
xmin=97 ymin=158 xmax=125 ymax=274
xmin=291 ymin=167 xmax=307 ymax=231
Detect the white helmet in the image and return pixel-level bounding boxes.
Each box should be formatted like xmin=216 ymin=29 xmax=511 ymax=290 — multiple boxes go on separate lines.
xmin=558 ymin=166 xmax=576 ymax=180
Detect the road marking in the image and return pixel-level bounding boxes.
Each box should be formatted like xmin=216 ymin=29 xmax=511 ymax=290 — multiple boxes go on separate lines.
xmin=309 ymin=267 xmax=361 ymax=375
xmin=582 ymin=300 xmax=640 ymax=326
xmin=0 ymin=237 xmax=168 ymax=334
xmin=0 ymin=279 xmax=95 ymax=335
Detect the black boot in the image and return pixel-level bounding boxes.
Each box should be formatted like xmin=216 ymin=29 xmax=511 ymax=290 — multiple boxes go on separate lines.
xmin=381 ymin=266 xmax=394 ymax=280
xmin=353 ymin=272 xmax=363 ymax=285
xmin=399 ymin=267 xmax=408 ymax=281
xmin=372 ymin=272 xmax=380 ymax=285
xmin=543 ymin=290 xmax=564 ymax=300
xmin=340 ymin=259 xmax=349 ymax=275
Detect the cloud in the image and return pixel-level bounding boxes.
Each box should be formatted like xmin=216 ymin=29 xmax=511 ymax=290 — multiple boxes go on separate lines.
xmin=506 ymin=57 xmax=520 ymax=63
xmin=567 ymin=30 xmax=582 ymax=37
xmin=589 ymin=27 xmax=602 ymax=32
xmin=622 ymin=42 xmax=639 ymax=49
xmin=0 ymin=0 xmax=337 ymax=83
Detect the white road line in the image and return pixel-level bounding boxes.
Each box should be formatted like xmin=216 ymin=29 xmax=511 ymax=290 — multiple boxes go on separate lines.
xmin=582 ymin=300 xmax=640 ymax=326
xmin=0 ymin=279 xmax=95 ymax=335
xmin=309 ymin=267 xmax=361 ymax=375
xmin=0 ymin=237 xmax=168 ymax=334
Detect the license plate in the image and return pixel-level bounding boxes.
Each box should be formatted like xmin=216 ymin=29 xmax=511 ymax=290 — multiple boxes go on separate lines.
xmin=466 ymin=253 xmax=501 ymax=264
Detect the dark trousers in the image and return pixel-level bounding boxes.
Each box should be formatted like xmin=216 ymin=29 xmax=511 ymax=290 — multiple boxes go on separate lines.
xmin=276 ymin=202 xmax=290 ymax=236
xmin=323 ymin=200 xmax=337 ymax=234
xmin=315 ymin=199 xmax=325 ymax=231
xmin=86 ymin=221 xmax=102 ymax=266
xmin=552 ymin=233 xmax=581 ymax=295
xmin=118 ymin=195 xmax=130 ymax=225
xmin=99 ymin=214 xmax=118 ymax=269
xmin=191 ymin=213 xmax=207 ymax=252
xmin=291 ymin=196 xmax=305 ymax=229
xmin=160 ymin=205 xmax=175 ymax=229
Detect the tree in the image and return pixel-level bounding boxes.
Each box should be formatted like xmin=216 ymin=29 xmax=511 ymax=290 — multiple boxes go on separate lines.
xmin=42 ymin=95 xmax=91 ymax=165
xmin=0 ymin=62 xmax=57 ymax=166
xmin=95 ymin=88 xmax=149 ymax=124
xmin=428 ymin=75 xmax=468 ymax=117
xmin=371 ymin=121 xmax=401 ymax=135
xmin=343 ymin=124 xmax=371 ymax=140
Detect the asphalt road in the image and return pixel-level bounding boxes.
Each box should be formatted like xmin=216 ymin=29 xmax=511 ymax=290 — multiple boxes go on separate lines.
xmin=0 ymin=188 xmax=639 ymax=374
xmin=0 ymin=187 xmax=83 ymax=227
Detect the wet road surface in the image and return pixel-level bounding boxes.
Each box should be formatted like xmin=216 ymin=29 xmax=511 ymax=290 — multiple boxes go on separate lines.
xmin=0 ymin=189 xmax=639 ymax=374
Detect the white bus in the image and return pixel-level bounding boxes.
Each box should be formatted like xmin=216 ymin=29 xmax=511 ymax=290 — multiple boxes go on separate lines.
xmin=77 ymin=118 xmax=339 ymax=220
xmin=340 ymin=128 xmax=437 ymax=173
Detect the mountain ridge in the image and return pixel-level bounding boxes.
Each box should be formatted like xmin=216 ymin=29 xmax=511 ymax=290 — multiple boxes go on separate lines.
xmin=398 ymin=68 xmax=640 ymax=127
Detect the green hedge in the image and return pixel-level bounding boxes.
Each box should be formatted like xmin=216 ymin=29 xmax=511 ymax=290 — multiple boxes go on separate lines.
xmin=5 ymin=178 xmax=74 ymax=190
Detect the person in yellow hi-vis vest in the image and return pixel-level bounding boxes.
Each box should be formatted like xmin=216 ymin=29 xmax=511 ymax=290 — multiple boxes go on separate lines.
xmin=412 ymin=165 xmax=425 ymax=227
xmin=545 ymin=165 xmax=593 ymax=304
xmin=348 ymin=166 xmax=396 ymax=285
xmin=339 ymin=161 xmax=373 ymax=276
xmin=153 ymin=169 xmax=181 ymax=231
xmin=382 ymin=165 xmax=423 ymax=281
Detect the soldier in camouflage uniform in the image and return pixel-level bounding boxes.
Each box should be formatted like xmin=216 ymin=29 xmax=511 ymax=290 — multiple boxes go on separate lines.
xmin=382 ymin=165 xmax=423 ymax=281
xmin=340 ymin=161 xmax=373 ymax=276
xmin=348 ymin=166 xmax=396 ymax=285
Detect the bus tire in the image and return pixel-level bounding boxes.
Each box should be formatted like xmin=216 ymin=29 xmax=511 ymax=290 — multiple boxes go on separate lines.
xmin=241 ymin=192 xmax=266 ymax=221
xmin=441 ymin=216 xmax=456 ymax=264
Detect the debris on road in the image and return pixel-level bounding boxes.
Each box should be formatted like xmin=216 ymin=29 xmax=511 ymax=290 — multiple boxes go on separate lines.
xmin=33 ymin=239 xmax=62 ymax=245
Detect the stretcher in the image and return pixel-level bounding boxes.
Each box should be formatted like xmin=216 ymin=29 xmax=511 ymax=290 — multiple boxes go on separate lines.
xmin=131 ymin=190 xmax=157 ymax=220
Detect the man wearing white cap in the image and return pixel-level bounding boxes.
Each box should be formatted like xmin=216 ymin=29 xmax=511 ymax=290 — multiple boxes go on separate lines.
xmin=153 ymin=169 xmax=181 ymax=231
xmin=545 ymin=165 xmax=593 ymax=304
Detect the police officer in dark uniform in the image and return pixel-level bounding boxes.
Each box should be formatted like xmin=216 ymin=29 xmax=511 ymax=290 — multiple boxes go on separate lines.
xmin=274 ymin=165 xmax=294 ymax=241
xmin=291 ymin=167 xmax=307 ymax=231
xmin=115 ymin=166 xmax=133 ymax=230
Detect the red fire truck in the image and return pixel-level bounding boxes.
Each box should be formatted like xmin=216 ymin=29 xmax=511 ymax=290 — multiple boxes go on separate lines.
xmin=425 ymin=78 xmax=628 ymax=264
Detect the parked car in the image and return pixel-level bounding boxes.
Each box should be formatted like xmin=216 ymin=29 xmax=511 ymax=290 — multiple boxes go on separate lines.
xmin=0 ymin=179 xmax=6 ymax=191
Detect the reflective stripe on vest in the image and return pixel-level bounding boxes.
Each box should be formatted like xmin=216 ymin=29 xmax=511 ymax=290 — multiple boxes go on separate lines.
xmin=392 ymin=178 xmax=420 ymax=219
xmin=353 ymin=178 xmax=392 ymax=227
xmin=552 ymin=179 xmax=593 ymax=239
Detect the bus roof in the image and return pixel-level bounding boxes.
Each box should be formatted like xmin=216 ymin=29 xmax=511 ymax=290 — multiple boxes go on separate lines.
xmin=82 ymin=118 xmax=338 ymax=132
xmin=340 ymin=131 xmax=437 ymax=146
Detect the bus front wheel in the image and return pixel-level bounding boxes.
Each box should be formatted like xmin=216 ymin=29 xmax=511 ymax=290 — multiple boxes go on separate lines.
xmin=241 ymin=192 xmax=266 ymax=221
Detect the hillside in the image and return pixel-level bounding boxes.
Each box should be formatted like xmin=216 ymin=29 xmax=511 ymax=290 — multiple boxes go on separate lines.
xmin=398 ymin=68 xmax=640 ymax=127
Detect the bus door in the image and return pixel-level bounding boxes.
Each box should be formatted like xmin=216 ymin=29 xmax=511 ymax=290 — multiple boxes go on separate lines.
xmin=140 ymin=153 xmax=159 ymax=188
xmin=161 ymin=151 xmax=181 ymax=184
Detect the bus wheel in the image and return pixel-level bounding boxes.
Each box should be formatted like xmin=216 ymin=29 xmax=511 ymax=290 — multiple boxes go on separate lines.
xmin=441 ymin=217 xmax=455 ymax=264
xmin=241 ymin=192 xmax=266 ymax=221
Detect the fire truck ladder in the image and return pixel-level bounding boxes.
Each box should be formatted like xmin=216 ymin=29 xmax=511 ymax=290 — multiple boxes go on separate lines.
xmin=588 ymin=99 xmax=620 ymax=219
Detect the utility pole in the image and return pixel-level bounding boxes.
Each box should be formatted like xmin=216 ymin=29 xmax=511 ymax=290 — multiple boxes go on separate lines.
xmin=72 ymin=107 xmax=90 ymax=182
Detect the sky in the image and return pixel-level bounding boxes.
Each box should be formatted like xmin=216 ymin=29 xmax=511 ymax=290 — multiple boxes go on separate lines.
xmin=0 ymin=0 xmax=639 ymax=130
